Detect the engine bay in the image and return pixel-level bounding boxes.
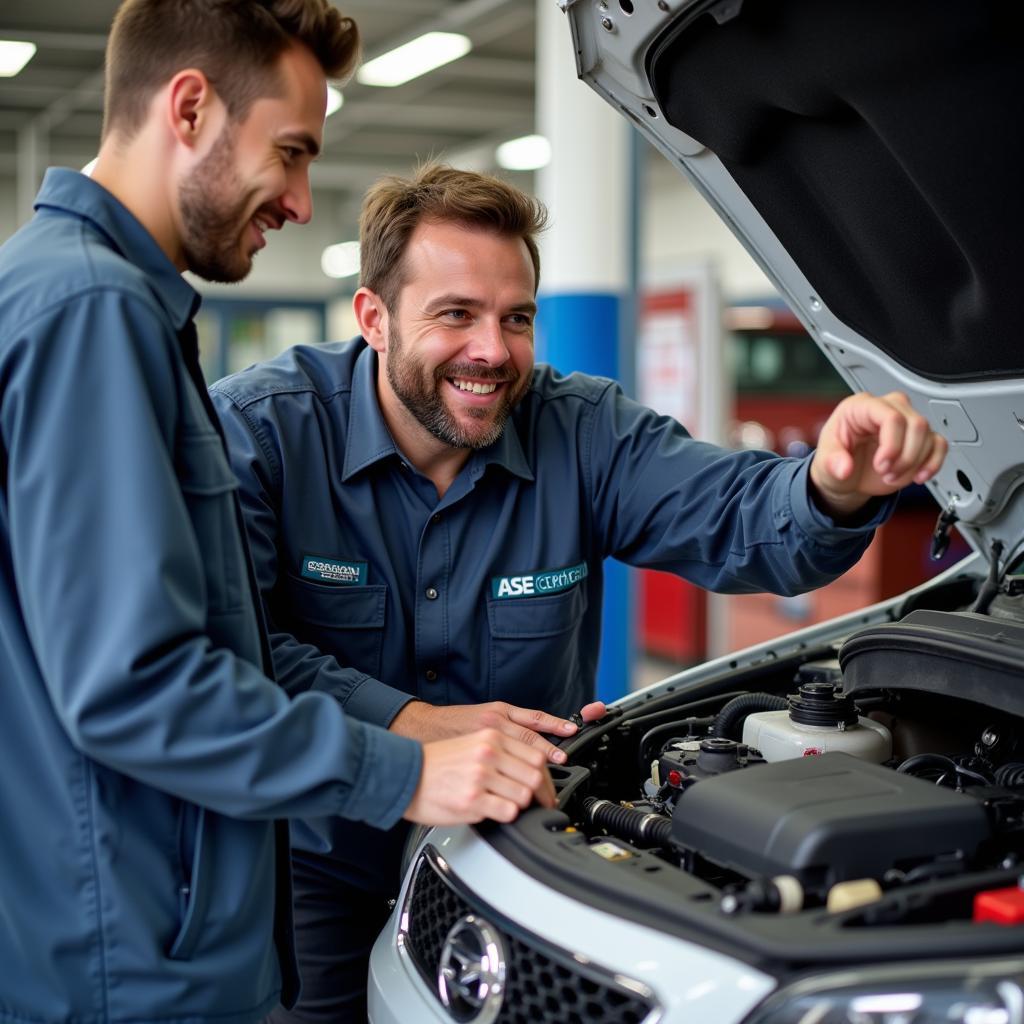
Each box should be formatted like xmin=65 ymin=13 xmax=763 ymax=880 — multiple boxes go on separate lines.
xmin=487 ymin=565 xmax=1024 ymax=968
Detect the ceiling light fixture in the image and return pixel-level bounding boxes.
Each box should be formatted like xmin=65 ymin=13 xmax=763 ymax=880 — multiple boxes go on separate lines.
xmin=321 ymin=241 xmax=361 ymax=280
xmin=326 ymin=86 xmax=344 ymax=117
xmin=0 ymin=40 xmax=37 ymax=77
xmin=495 ymin=134 xmax=552 ymax=171
xmin=356 ymin=32 xmax=471 ymax=88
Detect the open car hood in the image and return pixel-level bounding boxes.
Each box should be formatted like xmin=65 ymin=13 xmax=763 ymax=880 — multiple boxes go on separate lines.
xmin=560 ymin=0 xmax=1024 ymax=559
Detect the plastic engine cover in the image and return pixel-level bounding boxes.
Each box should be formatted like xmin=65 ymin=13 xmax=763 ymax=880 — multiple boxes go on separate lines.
xmin=670 ymin=752 xmax=990 ymax=887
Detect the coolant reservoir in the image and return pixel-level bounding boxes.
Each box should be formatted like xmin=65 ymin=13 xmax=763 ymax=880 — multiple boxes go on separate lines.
xmin=742 ymin=682 xmax=892 ymax=764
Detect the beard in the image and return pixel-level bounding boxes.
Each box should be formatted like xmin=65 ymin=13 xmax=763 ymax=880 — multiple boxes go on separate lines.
xmin=178 ymin=128 xmax=259 ymax=284
xmin=384 ymin=321 xmax=528 ymax=450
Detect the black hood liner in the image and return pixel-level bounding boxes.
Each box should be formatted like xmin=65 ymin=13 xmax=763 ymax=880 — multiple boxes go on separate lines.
xmin=648 ymin=0 xmax=1024 ymax=382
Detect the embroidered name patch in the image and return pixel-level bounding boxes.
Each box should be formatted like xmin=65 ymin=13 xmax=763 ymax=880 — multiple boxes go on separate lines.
xmin=491 ymin=561 xmax=588 ymax=599
xmin=301 ymin=555 xmax=367 ymax=585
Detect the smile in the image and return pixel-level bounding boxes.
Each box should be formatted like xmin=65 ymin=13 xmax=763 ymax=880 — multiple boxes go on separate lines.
xmin=450 ymin=378 xmax=498 ymax=395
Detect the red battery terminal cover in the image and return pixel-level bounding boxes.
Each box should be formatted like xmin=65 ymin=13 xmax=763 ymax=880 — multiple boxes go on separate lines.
xmin=974 ymin=884 xmax=1024 ymax=925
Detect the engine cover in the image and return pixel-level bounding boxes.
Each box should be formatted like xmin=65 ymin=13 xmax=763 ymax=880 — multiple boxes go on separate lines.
xmin=669 ymin=751 xmax=990 ymax=887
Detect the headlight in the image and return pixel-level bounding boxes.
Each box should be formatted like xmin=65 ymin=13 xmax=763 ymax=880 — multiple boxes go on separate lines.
xmin=745 ymin=958 xmax=1024 ymax=1024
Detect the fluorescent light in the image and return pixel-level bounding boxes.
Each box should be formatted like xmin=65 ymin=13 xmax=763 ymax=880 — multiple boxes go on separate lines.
xmin=356 ymin=32 xmax=471 ymax=87
xmin=326 ymin=86 xmax=344 ymax=117
xmin=495 ymin=134 xmax=551 ymax=171
xmin=850 ymin=994 xmax=923 ymax=1015
xmin=81 ymin=157 xmax=98 ymax=177
xmin=321 ymin=241 xmax=361 ymax=280
xmin=0 ymin=40 xmax=36 ymax=77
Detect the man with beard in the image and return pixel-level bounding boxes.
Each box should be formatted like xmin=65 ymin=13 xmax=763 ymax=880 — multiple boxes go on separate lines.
xmin=209 ymin=163 xmax=948 ymax=1023
xmin=0 ymin=10 xmax=562 ymax=1024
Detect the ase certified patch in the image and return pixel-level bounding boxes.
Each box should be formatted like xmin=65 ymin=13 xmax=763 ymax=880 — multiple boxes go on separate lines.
xmin=491 ymin=561 xmax=588 ymax=599
xmin=301 ymin=555 xmax=367 ymax=585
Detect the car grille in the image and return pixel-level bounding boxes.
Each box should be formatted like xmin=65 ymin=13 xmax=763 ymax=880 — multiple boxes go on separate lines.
xmin=401 ymin=845 xmax=659 ymax=1024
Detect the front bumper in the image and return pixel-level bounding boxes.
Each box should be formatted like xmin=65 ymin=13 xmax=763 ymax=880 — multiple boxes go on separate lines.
xmin=368 ymin=826 xmax=776 ymax=1024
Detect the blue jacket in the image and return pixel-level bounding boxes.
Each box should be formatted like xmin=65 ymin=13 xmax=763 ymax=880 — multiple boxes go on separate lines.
xmin=210 ymin=339 xmax=891 ymax=890
xmin=0 ymin=170 xmax=421 ymax=1023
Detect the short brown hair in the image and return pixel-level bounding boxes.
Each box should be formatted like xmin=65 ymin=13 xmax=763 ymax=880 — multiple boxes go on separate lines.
xmin=103 ymin=0 xmax=359 ymax=140
xmin=359 ymin=164 xmax=548 ymax=311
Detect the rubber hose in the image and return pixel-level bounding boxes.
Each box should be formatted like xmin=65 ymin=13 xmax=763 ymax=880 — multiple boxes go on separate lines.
xmin=582 ymin=797 xmax=672 ymax=847
xmin=709 ymin=693 xmax=788 ymax=740
xmin=995 ymin=762 xmax=1024 ymax=788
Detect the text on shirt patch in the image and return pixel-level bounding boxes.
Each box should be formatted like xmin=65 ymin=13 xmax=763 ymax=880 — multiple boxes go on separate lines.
xmin=301 ymin=555 xmax=367 ymax=585
xmin=491 ymin=561 xmax=588 ymax=599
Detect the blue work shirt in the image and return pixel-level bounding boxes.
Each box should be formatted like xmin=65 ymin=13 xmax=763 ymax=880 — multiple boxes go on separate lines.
xmin=210 ymin=338 xmax=891 ymax=890
xmin=0 ymin=171 xmax=421 ymax=1023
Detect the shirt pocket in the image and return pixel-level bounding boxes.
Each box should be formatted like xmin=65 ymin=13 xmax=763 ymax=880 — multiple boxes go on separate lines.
xmin=176 ymin=430 xmax=245 ymax=613
xmin=486 ymin=585 xmax=588 ymax=709
xmin=281 ymin=574 xmax=388 ymax=679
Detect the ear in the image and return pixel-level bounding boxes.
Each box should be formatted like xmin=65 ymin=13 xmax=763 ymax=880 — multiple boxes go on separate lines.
xmin=353 ymin=287 xmax=389 ymax=352
xmin=166 ymin=68 xmax=221 ymax=150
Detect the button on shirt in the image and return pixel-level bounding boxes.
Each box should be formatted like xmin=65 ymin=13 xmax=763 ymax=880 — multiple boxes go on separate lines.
xmin=210 ymin=338 xmax=891 ymax=888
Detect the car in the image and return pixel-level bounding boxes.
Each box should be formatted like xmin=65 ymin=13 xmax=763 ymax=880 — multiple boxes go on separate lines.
xmin=368 ymin=1 xmax=1024 ymax=1021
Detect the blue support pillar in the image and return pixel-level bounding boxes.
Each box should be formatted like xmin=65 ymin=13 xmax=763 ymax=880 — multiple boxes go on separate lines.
xmin=536 ymin=292 xmax=631 ymax=705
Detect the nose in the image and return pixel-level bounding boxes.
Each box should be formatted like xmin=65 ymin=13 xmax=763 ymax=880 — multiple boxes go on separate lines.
xmin=466 ymin=318 xmax=510 ymax=366
xmin=281 ymin=169 xmax=313 ymax=225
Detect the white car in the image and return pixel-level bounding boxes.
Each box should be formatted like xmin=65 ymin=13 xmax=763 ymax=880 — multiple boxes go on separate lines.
xmin=369 ymin=1 xmax=1024 ymax=1021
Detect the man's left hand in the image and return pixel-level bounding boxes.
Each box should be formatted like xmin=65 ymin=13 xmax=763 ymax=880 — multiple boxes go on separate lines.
xmin=390 ymin=699 xmax=607 ymax=765
xmin=809 ymin=391 xmax=948 ymax=521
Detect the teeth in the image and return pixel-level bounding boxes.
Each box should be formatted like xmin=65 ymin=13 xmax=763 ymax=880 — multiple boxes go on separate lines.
xmin=453 ymin=379 xmax=497 ymax=395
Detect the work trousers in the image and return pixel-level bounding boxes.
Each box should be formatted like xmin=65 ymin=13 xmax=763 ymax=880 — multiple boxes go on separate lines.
xmin=265 ymin=855 xmax=394 ymax=1024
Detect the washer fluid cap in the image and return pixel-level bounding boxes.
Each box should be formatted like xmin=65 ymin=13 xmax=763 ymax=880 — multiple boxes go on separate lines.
xmin=788 ymin=682 xmax=858 ymax=728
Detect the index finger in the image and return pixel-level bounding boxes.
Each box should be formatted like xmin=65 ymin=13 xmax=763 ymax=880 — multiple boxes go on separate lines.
xmin=505 ymin=704 xmax=581 ymax=738
xmin=851 ymin=396 xmax=908 ymax=471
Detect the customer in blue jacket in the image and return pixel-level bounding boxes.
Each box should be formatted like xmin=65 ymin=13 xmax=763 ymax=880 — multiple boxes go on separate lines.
xmin=0 ymin=13 xmax=567 ymax=1024
xmin=210 ymin=164 xmax=949 ymax=1022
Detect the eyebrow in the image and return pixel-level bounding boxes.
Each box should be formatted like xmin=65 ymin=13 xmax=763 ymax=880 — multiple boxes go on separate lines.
xmin=428 ymin=294 xmax=538 ymax=315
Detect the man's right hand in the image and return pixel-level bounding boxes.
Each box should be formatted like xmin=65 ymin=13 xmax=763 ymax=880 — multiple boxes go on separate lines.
xmin=402 ymin=729 xmax=556 ymax=826
xmin=390 ymin=699 xmax=607 ymax=765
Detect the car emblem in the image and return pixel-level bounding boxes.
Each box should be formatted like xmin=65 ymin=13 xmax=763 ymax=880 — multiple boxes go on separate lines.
xmin=436 ymin=913 xmax=507 ymax=1023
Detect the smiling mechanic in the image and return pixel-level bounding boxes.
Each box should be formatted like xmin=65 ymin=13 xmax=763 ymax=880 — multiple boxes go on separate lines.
xmin=209 ymin=164 xmax=948 ymax=1023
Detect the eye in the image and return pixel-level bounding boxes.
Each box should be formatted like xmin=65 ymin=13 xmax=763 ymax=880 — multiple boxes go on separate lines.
xmin=281 ymin=146 xmax=303 ymax=163
xmin=506 ymin=313 xmax=534 ymax=328
xmin=442 ymin=309 xmax=470 ymax=322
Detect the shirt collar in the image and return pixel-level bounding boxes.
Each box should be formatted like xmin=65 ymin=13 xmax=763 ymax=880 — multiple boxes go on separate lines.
xmin=342 ymin=340 xmax=535 ymax=484
xmin=342 ymin=343 xmax=401 ymax=480
xmin=34 ymin=168 xmax=200 ymax=330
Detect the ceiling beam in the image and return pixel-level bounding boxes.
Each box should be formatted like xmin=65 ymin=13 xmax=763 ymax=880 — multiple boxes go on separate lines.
xmin=359 ymin=0 xmax=526 ymax=60
xmin=439 ymin=55 xmax=533 ymax=84
xmin=328 ymin=98 xmax=529 ymax=132
xmin=0 ymin=28 xmax=108 ymax=50
xmin=29 ymin=68 xmax=105 ymax=133
xmin=338 ymin=0 xmax=450 ymax=12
